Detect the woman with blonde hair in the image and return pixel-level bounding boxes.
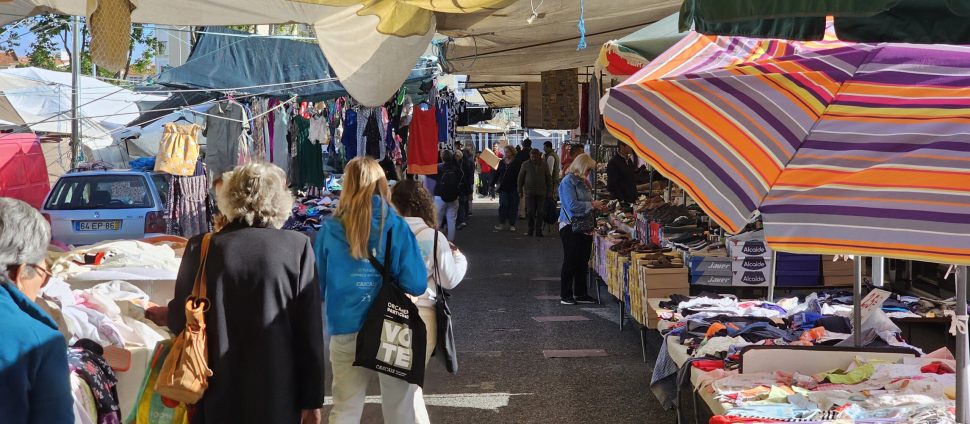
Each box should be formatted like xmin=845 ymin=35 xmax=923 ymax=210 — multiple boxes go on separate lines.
xmin=315 ymin=157 xmax=428 ymax=424
xmin=557 ymin=153 xmax=606 ymax=305
xmin=164 ymin=162 xmax=325 ymax=424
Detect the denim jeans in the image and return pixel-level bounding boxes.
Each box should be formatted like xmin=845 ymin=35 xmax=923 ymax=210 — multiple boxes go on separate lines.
xmin=434 ymin=197 xmax=459 ymax=242
xmin=498 ymin=191 xmax=518 ymax=227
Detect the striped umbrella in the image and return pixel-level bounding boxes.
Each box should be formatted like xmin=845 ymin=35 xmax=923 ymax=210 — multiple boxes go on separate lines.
xmin=603 ymin=34 xmax=970 ymax=265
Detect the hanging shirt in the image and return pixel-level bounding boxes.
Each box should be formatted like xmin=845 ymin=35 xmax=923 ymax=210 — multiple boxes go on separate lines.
xmin=342 ymin=109 xmax=359 ymax=159
xmin=362 ymin=111 xmax=383 ymax=160
xmin=435 ymin=102 xmax=449 ymax=143
xmin=203 ymin=103 xmax=246 ymax=177
xmin=407 ymin=104 xmax=439 ymax=175
xmin=272 ymin=104 xmax=291 ymax=175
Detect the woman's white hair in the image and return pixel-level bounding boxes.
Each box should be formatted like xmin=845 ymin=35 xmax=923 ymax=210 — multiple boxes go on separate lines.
xmin=217 ymin=162 xmax=293 ymax=229
xmin=566 ymin=153 xmax=596 ymax=177
xmin=0 ymin=197 xmax=50 ymax=270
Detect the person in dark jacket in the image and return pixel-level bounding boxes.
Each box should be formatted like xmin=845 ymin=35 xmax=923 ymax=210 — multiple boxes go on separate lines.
xmin=164 ymin=163 xmax=325 ymax=424
xmin=517 ymin=149 xmax=554 ymax=237
xmin=494 ymin=145 xmax=523 ymax=232
xmin=516 ymin=138 xmax=533 ymax=163
xmin=434 ymin=150 xmax=462 ymax=242
xmin=606 ymin=142 xmax=639 ymax=203
xmin=456 ymin=145 xmax=476 ymax=229
xmin=0 ymin=197 xmax=74 ymax=424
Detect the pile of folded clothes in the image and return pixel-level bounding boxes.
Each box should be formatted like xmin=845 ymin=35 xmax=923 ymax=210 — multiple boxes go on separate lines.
xmin=704 ymin=350 xmax=957 ymax=423
xmin=648 ymin=292 xmax=929 ymax=413
xmin=283 ymin=193 xmax=338 ymax=233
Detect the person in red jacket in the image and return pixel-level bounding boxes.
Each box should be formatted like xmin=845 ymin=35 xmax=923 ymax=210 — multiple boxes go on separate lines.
xmin=478 ymin=153 xmax=496 ymax=199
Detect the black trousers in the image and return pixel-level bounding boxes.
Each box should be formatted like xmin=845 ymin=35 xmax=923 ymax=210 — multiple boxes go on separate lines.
xmin=524 ymin=195 xmax=546 ymax=235
xmin=560 ymin=225 xmax=592 ymax=300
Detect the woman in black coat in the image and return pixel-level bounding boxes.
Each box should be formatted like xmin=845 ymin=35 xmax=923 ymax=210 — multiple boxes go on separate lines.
xmin=164 ymin=163 xmax=325 ymax=424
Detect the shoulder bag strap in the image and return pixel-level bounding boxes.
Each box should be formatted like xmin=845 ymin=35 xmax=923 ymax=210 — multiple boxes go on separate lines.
xmin=431 ymin=229 xmax=442 ymax=292
xmin=191 ymin=233 xmax=213 ymax=300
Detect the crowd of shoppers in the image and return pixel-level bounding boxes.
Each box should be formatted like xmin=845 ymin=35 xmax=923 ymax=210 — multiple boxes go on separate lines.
xmin=0 ymin=153 xmax=476 ymax=424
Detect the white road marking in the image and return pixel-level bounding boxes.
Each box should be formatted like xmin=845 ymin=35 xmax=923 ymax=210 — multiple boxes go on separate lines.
xmin=323 ymin=392 xmax=532 ymax=411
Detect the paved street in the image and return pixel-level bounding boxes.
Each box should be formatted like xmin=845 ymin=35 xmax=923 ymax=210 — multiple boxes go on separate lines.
xmin=322 ymin=200 xmax=677 ymax=423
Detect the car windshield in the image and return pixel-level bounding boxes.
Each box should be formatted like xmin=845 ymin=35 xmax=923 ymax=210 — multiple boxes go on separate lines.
xmin=45 ymin=175 xmax=154 ymax=210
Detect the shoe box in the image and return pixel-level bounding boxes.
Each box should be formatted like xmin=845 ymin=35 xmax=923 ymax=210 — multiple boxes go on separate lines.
xmin=727 ymin=231 xmax=773 ymax=259
xmin=688 ymin=255 xmax=733 ymax=286
xmin=821 ymin=255 xmax=859 ymax=287
xmin=645 ymin=287 xmax=690 ymax=329
xmin=731 ymin=253 xmax=822 ymax=287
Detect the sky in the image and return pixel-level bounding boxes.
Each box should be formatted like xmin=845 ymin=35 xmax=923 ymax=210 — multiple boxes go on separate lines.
xmin=5 ymin=24 xmax=151 ymax=61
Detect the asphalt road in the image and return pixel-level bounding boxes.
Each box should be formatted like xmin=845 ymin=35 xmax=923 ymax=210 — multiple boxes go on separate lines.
xmin=321 ymin=199 xmax=677 ymax=424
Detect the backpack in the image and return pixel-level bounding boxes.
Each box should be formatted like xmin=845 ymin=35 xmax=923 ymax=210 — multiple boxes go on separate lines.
xmin=437 ymin=165 xmax=461 ymax=202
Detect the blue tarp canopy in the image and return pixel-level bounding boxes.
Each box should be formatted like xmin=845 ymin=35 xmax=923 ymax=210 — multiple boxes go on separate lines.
xmin=156 ymin=27 xmax=436 ymax=101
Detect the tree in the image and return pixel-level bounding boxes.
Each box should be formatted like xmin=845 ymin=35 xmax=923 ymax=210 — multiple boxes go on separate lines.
xmin=2 ymin=14 xmax=164 ymax=82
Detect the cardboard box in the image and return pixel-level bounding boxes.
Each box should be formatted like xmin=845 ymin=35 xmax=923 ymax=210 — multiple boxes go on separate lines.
xmin=643 ymin=266 xmax=689 ymax=289
xmin=727 ymin=239 xmax=773 ymax=258
xmin=645 ymin=287 xmax=691 ymax=329
xmin=691 ymin=274 xmax=733 ymax=286
xmin=734 ymin=256 xmax=771 ymax=272
xmin=480 ymin=148 xmax=501 ymax=169
xmin=776 ymin=253 xmax=822 ymax=273
xmin=821 ymin=255 xmax=856 ymax=275
xmin=824 ymin=275 xmax=857 ymax=287
xmin=733 ymin=269 xmax=770 ymax=287
xmin=689 ymin=256 xmax=733 ymax=276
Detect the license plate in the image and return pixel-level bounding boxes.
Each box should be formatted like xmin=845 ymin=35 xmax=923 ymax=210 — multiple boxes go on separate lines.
xmin=75 ymin=220 xmax=122 ymax=231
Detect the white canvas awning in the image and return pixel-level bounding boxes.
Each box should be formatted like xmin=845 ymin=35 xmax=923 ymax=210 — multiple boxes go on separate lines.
xmin=0 ymin=0 xmax=435 ymax=106
xmin=437 ymin=0 xmax=681 ymax=82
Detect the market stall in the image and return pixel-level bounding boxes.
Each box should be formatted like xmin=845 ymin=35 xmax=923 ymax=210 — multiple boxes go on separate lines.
xmin=593 ymin=9 xmax=970 ymax=421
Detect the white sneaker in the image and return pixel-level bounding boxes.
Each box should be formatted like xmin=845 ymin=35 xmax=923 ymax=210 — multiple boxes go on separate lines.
xmin=510 ymin=226 xmax=517 ymax=232
xmin=494 ymin=224 xmax=507 ymax=231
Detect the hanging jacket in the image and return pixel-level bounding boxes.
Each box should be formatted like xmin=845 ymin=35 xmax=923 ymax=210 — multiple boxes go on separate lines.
xmin=315 ymin=196 xmax=427 ymax=335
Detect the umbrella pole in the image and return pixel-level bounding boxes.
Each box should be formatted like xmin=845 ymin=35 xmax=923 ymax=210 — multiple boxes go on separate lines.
xmin=872 ymin=257 xmax=885 ymax=287
xmin=853 ymin=256 xmax=863 ymax=347
xmin=767 ymin=251 xmax=777 ymax=302
xmin=957 ymin=266 xmax=968 ymax=423
xmin=69 ymin=15 xmax=82 ymax=171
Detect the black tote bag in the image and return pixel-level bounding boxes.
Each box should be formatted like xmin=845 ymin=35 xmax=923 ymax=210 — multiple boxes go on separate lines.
xmin=431 ymin=230 xmax=459 ymax=374
xmin=354 ymin=232 xmax=427 ymax=386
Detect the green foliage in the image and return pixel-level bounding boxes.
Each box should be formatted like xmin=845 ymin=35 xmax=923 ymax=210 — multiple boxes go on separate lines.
xmin=2 ymin=14 xmax=162 ymax=82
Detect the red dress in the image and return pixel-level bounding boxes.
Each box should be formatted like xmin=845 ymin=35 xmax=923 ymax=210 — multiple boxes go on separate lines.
xmin=407 ymin=105 xmax=439 ymax=175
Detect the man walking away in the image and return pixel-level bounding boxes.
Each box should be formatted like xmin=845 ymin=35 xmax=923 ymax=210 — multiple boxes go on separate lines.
xmin=458 ymin=146 xmax=476 ymax=228
xmin=543 ymin=141 xmax=562 ymax=235
xmin=435 ymin=150 xmax=462 ymax=242
xmin=518 ymin=149 xmax=553 ymax=237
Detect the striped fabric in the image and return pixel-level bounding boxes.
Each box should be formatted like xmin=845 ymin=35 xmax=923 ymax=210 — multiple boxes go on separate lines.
xmin=604 ymin=35 xmax=970 ymax=265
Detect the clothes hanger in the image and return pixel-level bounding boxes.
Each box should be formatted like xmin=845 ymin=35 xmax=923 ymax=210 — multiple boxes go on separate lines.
xmin=173 ymin=109 xmax=191 ymax=123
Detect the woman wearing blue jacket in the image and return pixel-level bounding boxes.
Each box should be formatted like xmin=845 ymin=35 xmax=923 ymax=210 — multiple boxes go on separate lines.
xmin=315 ymin=157 xmax=429 ymax=424
xmin=557 ymin=154 xmax=606 ymax=305
xmin=0 ymin=197 xmax=73 ymax=424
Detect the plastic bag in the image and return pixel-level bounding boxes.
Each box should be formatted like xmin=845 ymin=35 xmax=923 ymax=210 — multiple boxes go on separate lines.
xmin=126 ymin=341 xmax=189 ymax=424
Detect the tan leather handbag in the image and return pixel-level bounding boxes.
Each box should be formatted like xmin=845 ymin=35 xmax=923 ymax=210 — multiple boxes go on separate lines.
xmin=155 ymin=233 xmax=213 ymax=404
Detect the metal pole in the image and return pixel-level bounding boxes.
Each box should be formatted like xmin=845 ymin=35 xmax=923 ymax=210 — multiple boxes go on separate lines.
xmin=853 ymin=256 xmax=863 ymax=347
xmin=872 ymin=256 xmax=885 ymax=287
xmin=767 ymin=251 xmax=777 ymax=302
xmin=69 ymin=15 xmax=82 ymax=170
xmin=957 ymin=266 xmax=968 ymax=424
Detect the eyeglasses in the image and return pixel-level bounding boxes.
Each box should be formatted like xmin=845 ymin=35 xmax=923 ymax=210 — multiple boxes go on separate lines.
xmin=28 ymin=264 xmax=52 ymax=288
xmin=7 ymin=264 xmax=52 ymax=288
